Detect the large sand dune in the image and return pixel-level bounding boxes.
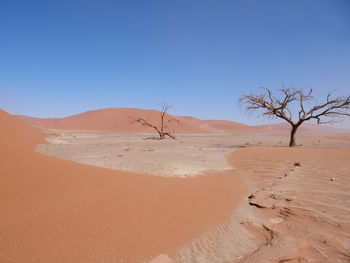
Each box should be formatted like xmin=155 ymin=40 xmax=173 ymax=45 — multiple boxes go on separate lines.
xmin=0 ymin=110 xmax=246 ymax=262
xmin=16 ymin=108 xmax=345 ymax=133
xmin=17 ymin=108 xmax=205 ymax=132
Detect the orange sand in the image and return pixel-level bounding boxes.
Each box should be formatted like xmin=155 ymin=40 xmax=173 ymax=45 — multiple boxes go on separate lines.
xmin=0 ymin=110 xmax=246 ymax=262
xmin=17 ymin=108 xmax=345 ymax=133
xmin=228 ymin=147 xmax=350 ymax=263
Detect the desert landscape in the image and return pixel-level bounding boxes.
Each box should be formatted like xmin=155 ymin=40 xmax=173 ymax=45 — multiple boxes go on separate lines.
xmin=1 ymin=1 xmax=350 ymax=262
xmin=1 ymin=108 xmax=349 ymax=263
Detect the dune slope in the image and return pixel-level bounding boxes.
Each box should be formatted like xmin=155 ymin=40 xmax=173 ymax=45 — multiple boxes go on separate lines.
xmin=0 ymin=110 xmax=246 ymax=263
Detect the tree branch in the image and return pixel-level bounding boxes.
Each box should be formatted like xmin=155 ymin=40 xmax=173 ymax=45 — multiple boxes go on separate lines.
xmin=239 ymin=87 xmax=350 ymax=146
xmin=132 ymin=103 xmax=179 ymax=139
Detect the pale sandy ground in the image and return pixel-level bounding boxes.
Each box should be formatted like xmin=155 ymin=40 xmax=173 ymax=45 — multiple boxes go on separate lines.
xmin=36 ymin=129 xmax=350 ymax=177
xmin=34 ymin=129 xmax=350 ymax=262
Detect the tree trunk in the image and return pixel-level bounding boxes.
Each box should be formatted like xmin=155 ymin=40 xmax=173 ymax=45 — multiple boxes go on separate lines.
xmin=158 ymin=132 xmax=165 ymax=139
xmin=154 ymin=127 xmax=164 ymax=139
xmin=289 ymin=125 xmax=299 ymax=147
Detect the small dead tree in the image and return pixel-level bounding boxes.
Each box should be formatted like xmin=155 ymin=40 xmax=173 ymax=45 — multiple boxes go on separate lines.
xmin=133 ymin=103 xmax=179 ymax=139
xmin=239 ymin=87 xmax=350 ymax=147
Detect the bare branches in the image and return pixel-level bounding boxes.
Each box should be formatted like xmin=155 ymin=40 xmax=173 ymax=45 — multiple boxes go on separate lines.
xmin=240 ymin=87 xmax=350 ymax=125
xmin=239 ymin=87 xmax=299 ymax=125
xmin=133 ymin=117 xmax=161 ymax=132
xmin=133 ymin=103 xmax=179 ymax=140
xmin=239 ymin=87 xmax=350 ymax=146
xmin=301 ymin=94 xmax=350 ymax=124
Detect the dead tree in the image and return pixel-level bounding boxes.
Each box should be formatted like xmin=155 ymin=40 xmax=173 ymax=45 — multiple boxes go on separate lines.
xmin=239 ymin=87 xmax=350 ymax=147
xmin=133 ymin=103 xmax=179 ymax=139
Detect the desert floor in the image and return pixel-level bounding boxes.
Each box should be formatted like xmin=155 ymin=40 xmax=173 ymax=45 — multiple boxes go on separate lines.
xmin=36 ymin=130 xmax=349 ymax=177
xmin=34 ymin=130 xmax=350 ymax=263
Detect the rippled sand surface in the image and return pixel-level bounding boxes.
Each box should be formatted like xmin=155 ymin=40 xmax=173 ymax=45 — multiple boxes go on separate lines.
xmin=229 ymin=147 xmax=350 ymax=263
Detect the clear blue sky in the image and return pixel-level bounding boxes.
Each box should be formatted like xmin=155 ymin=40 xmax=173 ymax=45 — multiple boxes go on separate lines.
xmin=1 ymin=0 xmax=349 ymax=126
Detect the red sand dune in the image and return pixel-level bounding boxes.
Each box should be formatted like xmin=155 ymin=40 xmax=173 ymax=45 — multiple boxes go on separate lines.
xmin=16 ymin=108 xmax=204 ymax=132
xmin=0 ymin=110 xmax=246 ymax=262
xmin=16 ymin=108 xmax=345 ymax=133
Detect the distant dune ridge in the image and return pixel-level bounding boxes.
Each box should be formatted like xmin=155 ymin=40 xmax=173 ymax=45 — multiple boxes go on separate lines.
xmin=16 ymin=107 xmax=346 ymax=133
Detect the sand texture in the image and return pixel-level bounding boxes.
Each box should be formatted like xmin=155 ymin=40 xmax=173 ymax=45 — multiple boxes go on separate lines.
xmin=0 ymin=110 xmax=246 ymax=262
xmin=1 ymin=108 xmax=350 ymax=263
xmin=229 ymin=147 xmax=350 ymax=263
xmin=33 ymin=126 xmax=350 ymax=262
xmin=35 ymin=129 xmax=350 ymax=177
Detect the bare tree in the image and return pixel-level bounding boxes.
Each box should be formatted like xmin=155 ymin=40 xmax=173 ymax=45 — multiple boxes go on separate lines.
xmin=239 ymin=87 xmax=350 ymax=147
xmin=133 ymin=103 xmax=179 ymax=139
